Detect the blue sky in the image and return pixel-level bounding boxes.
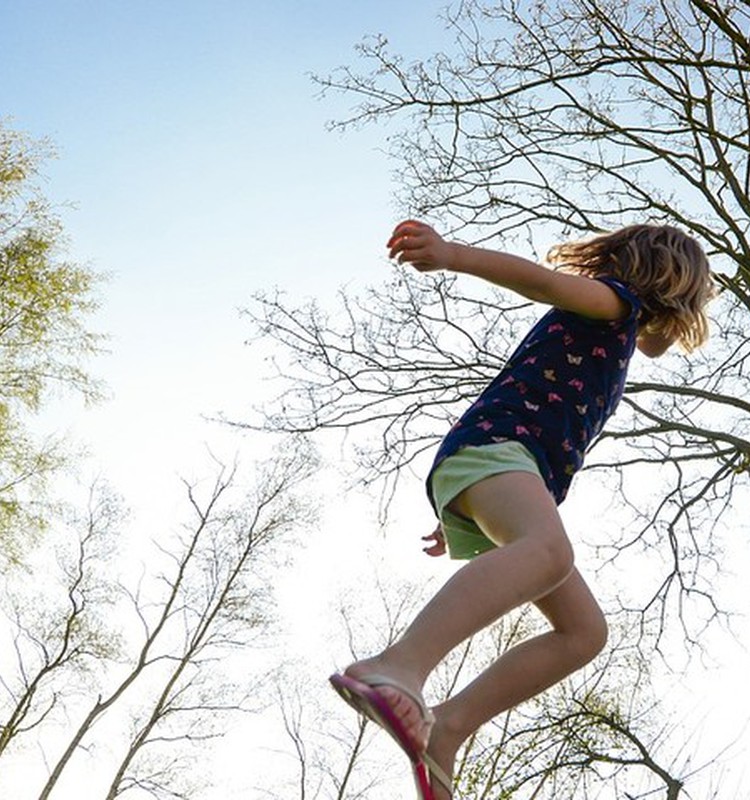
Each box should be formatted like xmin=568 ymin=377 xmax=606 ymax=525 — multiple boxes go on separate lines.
xmin=1 ymin=0 xmax=455 ymax=514
xmin=0 ymin=2 xmax=455 ymax=795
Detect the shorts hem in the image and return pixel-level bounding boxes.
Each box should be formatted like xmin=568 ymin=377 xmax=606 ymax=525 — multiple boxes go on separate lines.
xmin=430 ymin=441 xmax=544 ymax=560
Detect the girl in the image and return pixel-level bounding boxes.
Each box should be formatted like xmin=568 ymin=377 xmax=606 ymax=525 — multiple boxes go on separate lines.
xmin=330 ymin=220 xmax=714 ymax=800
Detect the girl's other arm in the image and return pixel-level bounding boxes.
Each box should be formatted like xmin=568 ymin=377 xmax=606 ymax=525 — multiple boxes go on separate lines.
xmin=388 ymin=220 xmax=628 ymax=322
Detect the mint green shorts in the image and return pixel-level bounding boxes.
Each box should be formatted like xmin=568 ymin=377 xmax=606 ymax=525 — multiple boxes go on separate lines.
xmin=430 ymin=441 xmax=544 ymax=560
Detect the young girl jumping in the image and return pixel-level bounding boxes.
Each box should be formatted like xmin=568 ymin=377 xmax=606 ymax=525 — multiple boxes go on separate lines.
xmin=330 ymin=219 xmax=714 ymax=800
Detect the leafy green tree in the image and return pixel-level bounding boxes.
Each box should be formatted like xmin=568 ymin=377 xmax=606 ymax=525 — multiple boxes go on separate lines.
xmin=0 ymin=119 xmax=323 ymax=799
xmin=0 ymin=121 xmax=104 ymax=557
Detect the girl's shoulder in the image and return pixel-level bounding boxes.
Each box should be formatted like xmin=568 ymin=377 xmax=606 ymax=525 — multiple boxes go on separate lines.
xmin=586 ymin=276 xmax=646 ymax=329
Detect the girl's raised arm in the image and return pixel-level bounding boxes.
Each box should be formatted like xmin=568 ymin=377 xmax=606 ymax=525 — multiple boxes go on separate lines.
xmin=388 ymin=220 xmax=628 ymax=323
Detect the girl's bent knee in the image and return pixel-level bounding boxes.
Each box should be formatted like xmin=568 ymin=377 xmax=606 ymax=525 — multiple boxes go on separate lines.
xmin=534 ymin=536 xmax=575 ymax=589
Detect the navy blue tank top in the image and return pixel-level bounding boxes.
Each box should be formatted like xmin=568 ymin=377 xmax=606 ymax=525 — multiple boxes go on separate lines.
xmin=427 ymin=278 xmax=643 ymax=507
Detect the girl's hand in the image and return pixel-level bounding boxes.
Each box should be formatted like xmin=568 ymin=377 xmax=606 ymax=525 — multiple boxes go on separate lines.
xmin=422 ymin=523 xmax=447 ymax=557
xmin=387 ymin=220 xmax=456 ymax=272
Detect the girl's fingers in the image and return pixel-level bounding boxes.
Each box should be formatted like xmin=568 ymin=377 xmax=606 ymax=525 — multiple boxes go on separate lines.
xmin=389 ymin=238 xmax=423 ymax=262
xmin=388 ymin=220 xmax=430 ymax=248
xmin=389 ymin=233 xmax=432 ymax=261
xmin=387 ymin=232 xmax=418 ymax=253
xmin=422 ymin=533 xmax=447 ymax=556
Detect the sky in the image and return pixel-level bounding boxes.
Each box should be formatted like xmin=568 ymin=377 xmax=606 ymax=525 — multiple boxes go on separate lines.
xmin=0 ymin=1 xmax=458 ymax=797
xmin=1 ymin=0 xmax=448 ymax=518
xmin=1 ymin=2 xmax=749 ymax=799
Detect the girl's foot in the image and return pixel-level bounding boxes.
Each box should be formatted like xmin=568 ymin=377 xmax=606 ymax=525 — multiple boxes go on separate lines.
xmin=335 ymin=656 xmax=460 ymax=799
xmin=342 ymin=656 xmax=432 ymax=752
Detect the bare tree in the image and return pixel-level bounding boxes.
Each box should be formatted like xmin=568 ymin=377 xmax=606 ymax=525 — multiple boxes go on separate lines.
xmin=234 ymin=3 xmax=750 ymax=797
xmin=0 ymin=481 xmax=124 ymax=760
xmin=265 ymin=572 xmax=440 ymax=800
xmin=0 ymin=439 xmax=317 ymax=799
xmin=239 ymin=0 xmax=750 ymax=643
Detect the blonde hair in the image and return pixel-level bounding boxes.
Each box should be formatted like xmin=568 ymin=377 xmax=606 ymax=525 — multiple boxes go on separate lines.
xmin=547 ymin=224 xmax=715 ymax=351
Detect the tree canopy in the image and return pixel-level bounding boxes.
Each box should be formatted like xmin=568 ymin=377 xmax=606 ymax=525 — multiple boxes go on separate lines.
xmin=0 ymin=121 xmax=104 ymax=555
xmin=244 ymin=0 xmax=750 ymax=641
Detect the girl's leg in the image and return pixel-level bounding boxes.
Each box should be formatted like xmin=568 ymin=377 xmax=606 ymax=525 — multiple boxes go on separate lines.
xmin=349 ymin=472 xmax=574 ymax=684
xmin=426 ymin=569 xmax=607 ymax=799
xmin=344 ymin=471 xmax=607 ymax=795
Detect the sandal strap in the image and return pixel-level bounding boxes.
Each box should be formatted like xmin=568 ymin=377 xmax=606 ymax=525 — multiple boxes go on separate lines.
xmin=422 ymin=752 xmax=453 ymax=796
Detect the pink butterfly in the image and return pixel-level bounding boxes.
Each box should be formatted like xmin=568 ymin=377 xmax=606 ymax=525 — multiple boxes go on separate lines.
xmin=548 ymin=392 xmax=563 ymax=403
xmin=568 ymin=378 xmax=584 ymax=392
xmin=592 ymin=346 xmax=607 ymax=358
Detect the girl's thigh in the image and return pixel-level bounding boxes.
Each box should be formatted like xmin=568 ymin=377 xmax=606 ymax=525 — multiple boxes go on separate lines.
xmin=449 ymin=470 xmax=568 ymax=550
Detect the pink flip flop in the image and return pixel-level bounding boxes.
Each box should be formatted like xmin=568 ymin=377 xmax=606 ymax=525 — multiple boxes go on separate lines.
xmin=413 ymin=759 xmax=435 ymax=799
xmin=329 ymin=672 xmax=434 ymax=763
